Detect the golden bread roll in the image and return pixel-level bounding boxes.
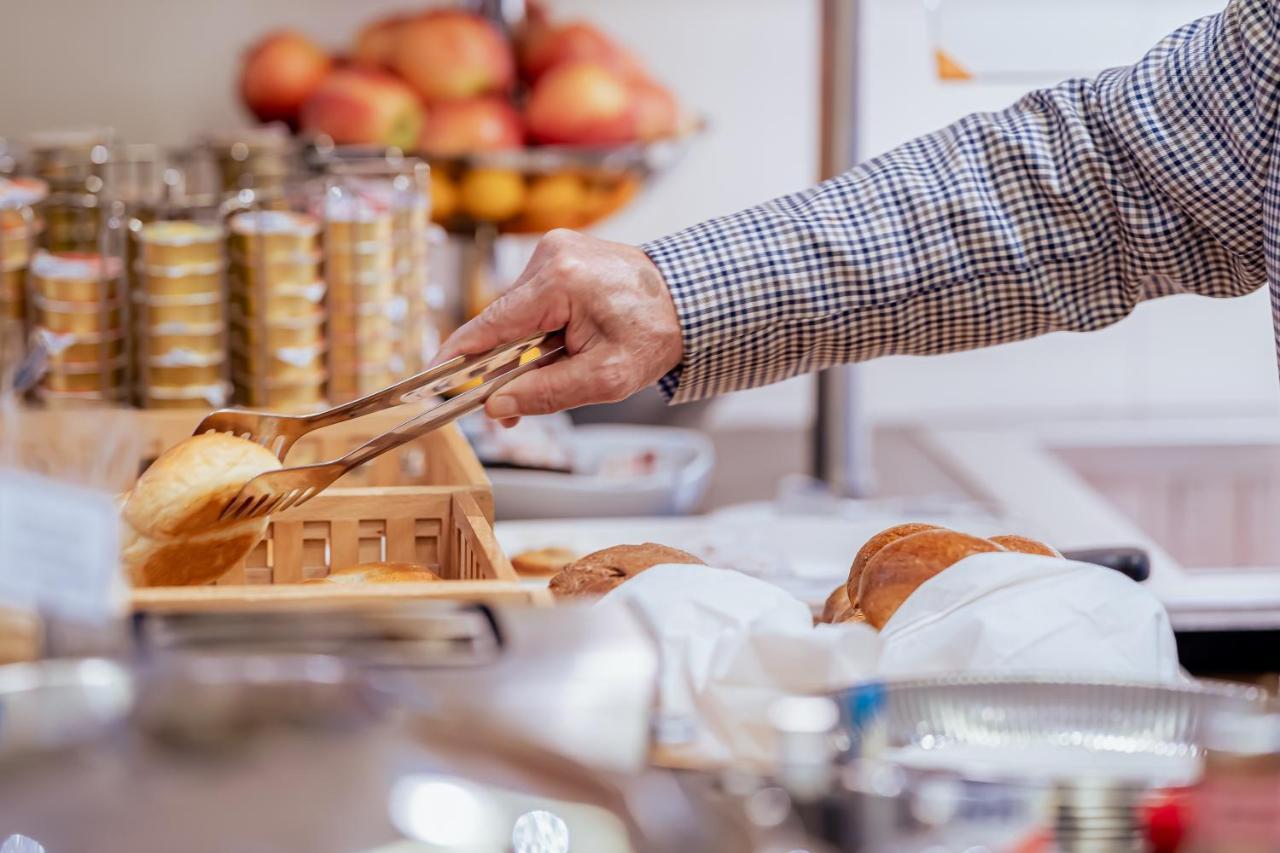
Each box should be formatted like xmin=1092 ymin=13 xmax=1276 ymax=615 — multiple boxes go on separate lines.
xmin=845 ymin=522 xmax=940 ymax=610
xmin=858 ymin=529 xmax=1003 ymax=629
xmin=820 ymin=582 xmax=855 ymax=624
xmin=549 ymin=543 xmax=704 ymax=599
xmin=511 ymin=547 xmax=579 ymax=577
xmin=121 ymin=433 xmax=282 ymax=587
xmin=311 ymin=561 xmax=442 ymax=584
xmin=989 ymin=534 xmax=1061 ymax=558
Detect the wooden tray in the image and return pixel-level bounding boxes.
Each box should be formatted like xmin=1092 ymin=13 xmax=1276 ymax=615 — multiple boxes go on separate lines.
xmin=5 ymin=406 xmax=542 ymax=610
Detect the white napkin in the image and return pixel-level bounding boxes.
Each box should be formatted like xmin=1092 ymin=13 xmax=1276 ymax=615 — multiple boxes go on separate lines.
xmin=600 ymin=564 xmax=880 ymax=766
xmin=876 ymin=551 xmax=1184 ymax=682
xmin=598 ymin=555 xmax=1185 ymax=767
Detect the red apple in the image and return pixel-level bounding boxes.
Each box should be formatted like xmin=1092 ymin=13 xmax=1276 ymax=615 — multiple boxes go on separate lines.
xmin=632 ymin=78 xmax=679 ymax=140
xmin=239 ymin=31 xmax=332 ymax=125
xmin=526 ymin=61 xmax=638 ymax=146
xmin=520 ymin=21 xmax=646 ymax=83
xmin=352 ymin=14 xmax=407 ymax=69
xmin=300 ymin=69 xmax=424 ymax=151
xmin=419 ymin=97 xmax=524 ymax=156
xmin=393 ymin=10 xmax=515 ymax=102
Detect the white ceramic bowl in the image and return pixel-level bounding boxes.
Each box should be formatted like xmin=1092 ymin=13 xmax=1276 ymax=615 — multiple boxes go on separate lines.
xmin=488 ymin=425 xmax=715 ymax=520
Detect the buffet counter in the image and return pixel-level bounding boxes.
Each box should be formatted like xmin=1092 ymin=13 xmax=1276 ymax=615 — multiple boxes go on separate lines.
xmin=906 ymin=418 xmax=1280 ymax=633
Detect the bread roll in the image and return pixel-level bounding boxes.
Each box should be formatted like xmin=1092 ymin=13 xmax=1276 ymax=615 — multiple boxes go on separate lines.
xmin=549 ymin=543 xmax=704 ymax=599
xmin=512 ymin=547 xmax=579 ymax=577
xmin=858 ymin=529 xmax=1003 ymax=629
xmin=845 ymin=523 xmax=940 ymax=610
xmin=820 ymin=582 xmax=855 ymax=624
xmin=309 ymin=562 xmax=441 ymax=584
xmin=122 ymin=433 xmax=282 ymax=587
xmin=989 ymin=535 xmax=1061 ymax=558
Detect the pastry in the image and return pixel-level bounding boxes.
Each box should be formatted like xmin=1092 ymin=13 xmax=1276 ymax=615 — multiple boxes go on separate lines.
xmin=511 ymin=546 xmax=579 ymax=577
xmin=845 ymin=522 xmax=940 ymax=611
xmin=989 ymin=534 xmax=1061 ymax=558
xmin=549 ymin=543 xmax=704 ymax=599
xmin=858 ymin=529 xmax=1003 ymax=629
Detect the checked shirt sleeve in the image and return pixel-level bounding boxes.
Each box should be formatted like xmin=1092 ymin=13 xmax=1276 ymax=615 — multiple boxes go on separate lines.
xmin=643 ymin=0 xmax=1279 ymax=404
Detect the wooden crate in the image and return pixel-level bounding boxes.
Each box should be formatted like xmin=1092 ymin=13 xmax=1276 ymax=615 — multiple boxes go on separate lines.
xmin=131 ymin=488 xmax=550 ymax=612
xmin=4 ymin=406 xmax=545 ymax=610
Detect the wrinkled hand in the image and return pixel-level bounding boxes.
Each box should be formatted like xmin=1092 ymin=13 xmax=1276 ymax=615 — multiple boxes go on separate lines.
xmin=434 ymin=229 xmax=683 ymax=425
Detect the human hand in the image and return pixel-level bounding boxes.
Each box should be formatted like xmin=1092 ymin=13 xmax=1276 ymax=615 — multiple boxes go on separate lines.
xmin=435 ymin=229 xmax=683 ymax=425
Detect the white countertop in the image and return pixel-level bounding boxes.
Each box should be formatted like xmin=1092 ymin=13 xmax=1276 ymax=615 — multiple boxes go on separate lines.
xmin=917 ymin=424 xmax=1280 ymax=631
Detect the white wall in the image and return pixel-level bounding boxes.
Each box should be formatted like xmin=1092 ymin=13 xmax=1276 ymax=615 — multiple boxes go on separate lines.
xmin=856 ymin=0 xmax=1280 ymax=424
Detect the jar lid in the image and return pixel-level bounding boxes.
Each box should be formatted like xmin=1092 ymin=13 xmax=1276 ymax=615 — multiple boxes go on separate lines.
xmin=144 ymin=383 xmax=229 ymax=404
xmin=134 ymin=291 xmax=223 ymax=307
xmin=323 ymin=187 xmax=392 ymax=223
xmin=137 ymin=220 xmax=224 ymax=246
xmin=31 ymin=250 xmax=123 ymax=281
xmin=229 ymin=210 xmax=319 ymax=238
xmin=146 ymin=321 xmax=226 ymax=336
xmin=203 ymin=124 xmax=291 ymax=151
xmin=229 ymin=249 xmax=322 ymax=268
xmin=241 ymin=281 xmax=327 ymax=303
xmin=0 ymin=176 xmax=49 ymax=209
xmin=137 ymin=260 xmax=225 ymax=277
xmin=147 ymin=348 xmax=226 ymax=368
xmin=232 ymin=342 xmax=326 ymax=365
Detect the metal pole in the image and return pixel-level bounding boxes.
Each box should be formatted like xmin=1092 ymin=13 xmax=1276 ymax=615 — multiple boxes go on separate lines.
xmin=814 ymin=0 xmax=874 ymax=498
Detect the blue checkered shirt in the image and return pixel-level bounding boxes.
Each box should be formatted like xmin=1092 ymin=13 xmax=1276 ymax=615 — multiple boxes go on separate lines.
xmin=643 ymin=0 xmax=1279 ymax=404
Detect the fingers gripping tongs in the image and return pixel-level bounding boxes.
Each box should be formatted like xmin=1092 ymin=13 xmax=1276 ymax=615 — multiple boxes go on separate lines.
xmin=195 ymin=332 xmax=564 ymax=522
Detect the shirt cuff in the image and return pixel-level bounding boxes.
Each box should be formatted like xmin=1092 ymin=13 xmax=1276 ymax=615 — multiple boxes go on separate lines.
xmin=642 ymin=234 xmax=710 ymax=404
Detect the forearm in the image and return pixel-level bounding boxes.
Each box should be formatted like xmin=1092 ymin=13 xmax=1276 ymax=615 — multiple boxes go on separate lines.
xmin=645 ymin=1 xmax=1271 ymax=404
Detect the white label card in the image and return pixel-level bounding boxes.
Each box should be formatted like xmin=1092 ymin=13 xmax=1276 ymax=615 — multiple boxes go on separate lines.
xmin=0 ymin=469 xmax=123 ymax=622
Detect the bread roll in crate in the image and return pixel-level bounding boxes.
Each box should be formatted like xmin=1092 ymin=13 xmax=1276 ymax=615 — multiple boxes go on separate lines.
xmin=7 ymin=406 xmax=544 ymax=611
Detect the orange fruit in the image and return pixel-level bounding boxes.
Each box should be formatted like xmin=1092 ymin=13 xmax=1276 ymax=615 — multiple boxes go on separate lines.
xmin=522 ymin=172 xmax=588 ymax=231
xmin=583 ymin=174 xmax=640 ymax=224
xmin=459 ymin=168 xmax=526 ymax=222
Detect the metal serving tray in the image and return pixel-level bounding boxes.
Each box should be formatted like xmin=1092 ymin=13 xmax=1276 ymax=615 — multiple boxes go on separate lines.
xmin=844 ymin=675 xmax=1271 ymax=786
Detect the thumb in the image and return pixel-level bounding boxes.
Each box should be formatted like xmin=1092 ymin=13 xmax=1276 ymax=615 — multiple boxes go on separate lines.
xmin=483 ymin=351 xmax=620 ymax=419
xmin=434 ymin=279 xmax=564 ymax=365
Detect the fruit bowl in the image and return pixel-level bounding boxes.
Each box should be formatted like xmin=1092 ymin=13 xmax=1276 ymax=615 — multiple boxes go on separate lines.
xmin=426 ymin=121 xmax=702 ymax=235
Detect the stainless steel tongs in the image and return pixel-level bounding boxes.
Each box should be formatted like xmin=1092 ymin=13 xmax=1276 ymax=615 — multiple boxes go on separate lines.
xmin=197 ymin=332 xmax=564 ymax=522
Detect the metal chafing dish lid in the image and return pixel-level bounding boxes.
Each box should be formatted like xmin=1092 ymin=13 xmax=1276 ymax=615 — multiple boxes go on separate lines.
xmin=132 ymin=600 xmax=503 ymax=670
xmin=836 ymin=674 xmax=1271 ymax=787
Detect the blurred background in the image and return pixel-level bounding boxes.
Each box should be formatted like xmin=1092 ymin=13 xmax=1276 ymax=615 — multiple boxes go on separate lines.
xmin=6 ymin=0 xmax=1278 ymax=578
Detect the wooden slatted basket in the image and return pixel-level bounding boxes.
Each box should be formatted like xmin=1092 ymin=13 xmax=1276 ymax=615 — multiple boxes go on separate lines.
xmin=5 ymin=406 xmax=548 ymax=611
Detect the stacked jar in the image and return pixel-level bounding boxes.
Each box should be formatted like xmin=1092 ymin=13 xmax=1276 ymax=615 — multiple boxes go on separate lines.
xmin=228 ymin=210 xmax=328 ymax=412
xmin=323 ymin=185 xmax=399 ymax=402
xmin=204 ymin=126 xmax=293 ymax=202
xmin=28 ymin=251 xmax=128 ymax=407
xmin=132 ymin=221 xmax=229 ymax=409
xmin=27 ymin=128 xmax=114 ymax=254
xmin=390 ymin=165 xmax=436 ymax=374
xmin=0 ymin=177 xmax=48 ymax=325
